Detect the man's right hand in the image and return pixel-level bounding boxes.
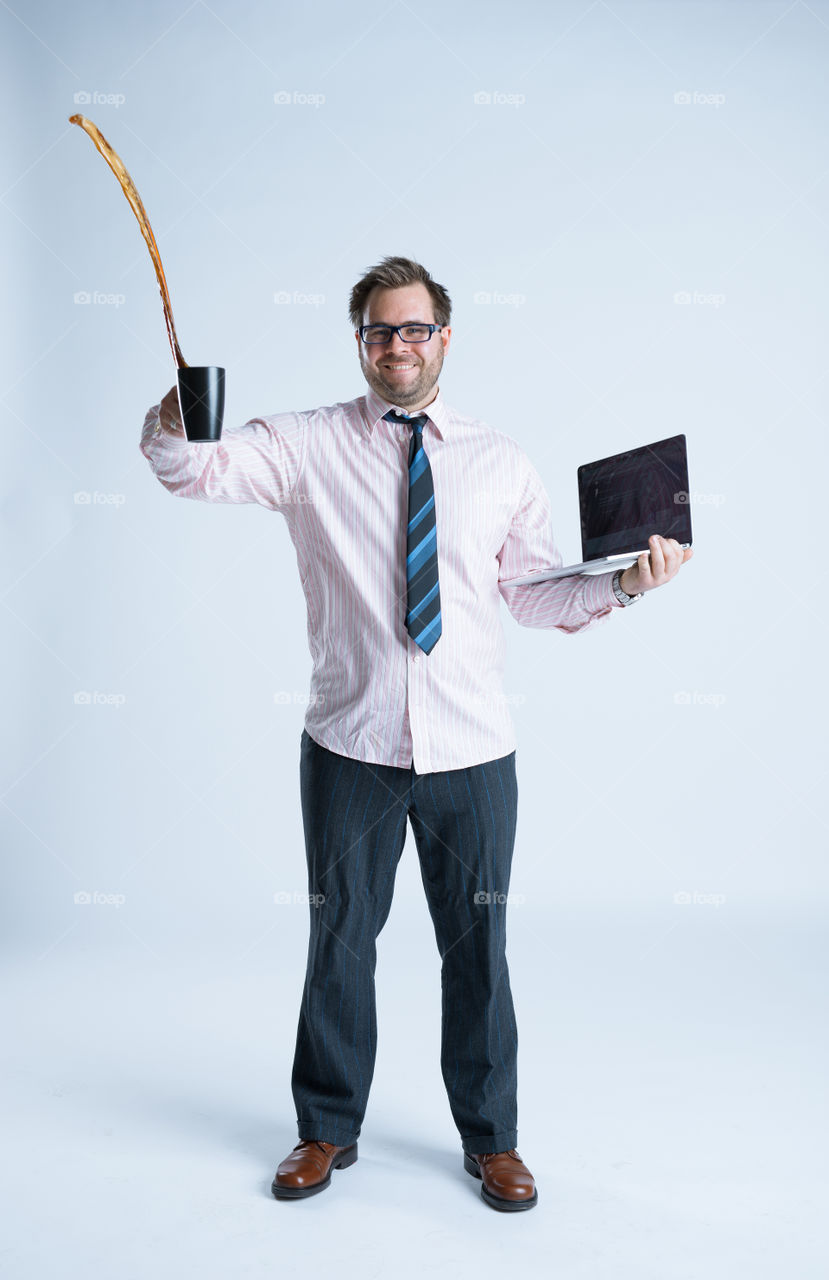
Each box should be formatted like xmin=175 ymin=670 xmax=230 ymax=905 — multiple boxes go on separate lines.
xmin=158 ymin=384 xmax=183 ymax=433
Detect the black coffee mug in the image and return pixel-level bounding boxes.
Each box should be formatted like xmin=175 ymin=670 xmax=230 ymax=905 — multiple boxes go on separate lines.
xmin=177 ymin=366 xmax=225 ymax=442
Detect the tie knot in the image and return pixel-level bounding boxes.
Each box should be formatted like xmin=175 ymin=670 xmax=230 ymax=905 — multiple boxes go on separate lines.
xmin=383 ymin=409 xmax=427 ymax=433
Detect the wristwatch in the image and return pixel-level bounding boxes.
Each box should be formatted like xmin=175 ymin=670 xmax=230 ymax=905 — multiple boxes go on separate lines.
xmin=611 ymin=568 xmax=643 ymax=606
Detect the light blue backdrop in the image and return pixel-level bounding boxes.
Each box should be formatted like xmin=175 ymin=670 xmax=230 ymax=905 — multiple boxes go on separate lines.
xmin=2 ymin=2 xmax=826 ymax=1276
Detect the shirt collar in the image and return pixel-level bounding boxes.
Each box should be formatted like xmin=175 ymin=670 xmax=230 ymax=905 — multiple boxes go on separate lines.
xmin=362 ymin=383 xmax=452 ymax=441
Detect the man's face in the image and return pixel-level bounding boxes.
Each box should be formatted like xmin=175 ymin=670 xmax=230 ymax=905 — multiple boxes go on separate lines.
xmin=355 ymin=282 xmax=451 ymax=411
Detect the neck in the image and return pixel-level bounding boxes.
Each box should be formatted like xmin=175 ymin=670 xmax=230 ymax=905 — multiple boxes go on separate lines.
xmin=385 ymin=384 xmax=439 ymax=414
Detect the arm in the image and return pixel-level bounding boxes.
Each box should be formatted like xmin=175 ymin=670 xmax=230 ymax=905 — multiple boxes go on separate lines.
xmin=139 ymin=384 xmax=305 ymax=511
xmin=497 ymin=456 xmax=621 ymax=635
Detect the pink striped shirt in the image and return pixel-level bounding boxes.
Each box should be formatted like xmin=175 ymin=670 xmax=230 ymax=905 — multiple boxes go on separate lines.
xmin=140 ymin=383 xmax=623 ymax=772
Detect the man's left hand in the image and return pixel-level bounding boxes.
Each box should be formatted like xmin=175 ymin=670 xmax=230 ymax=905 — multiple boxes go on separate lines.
xmin=619 ymin=534 xmax=693 ymax=595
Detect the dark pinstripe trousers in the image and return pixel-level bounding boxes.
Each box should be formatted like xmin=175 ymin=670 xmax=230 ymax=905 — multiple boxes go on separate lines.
xmin=291 ymin=727 xmax=520 ymax=1156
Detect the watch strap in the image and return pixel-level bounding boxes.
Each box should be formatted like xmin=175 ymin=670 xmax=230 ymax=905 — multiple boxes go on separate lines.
xmin=612 ymin=568 xmax=643 ymax=606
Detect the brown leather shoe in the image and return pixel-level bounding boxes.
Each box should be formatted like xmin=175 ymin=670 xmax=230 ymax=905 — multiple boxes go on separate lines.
xmin=271 ymin=1139 xmax=358 ymax=1199
xmin=464 ymin=1147 xmax=538 ymax=1211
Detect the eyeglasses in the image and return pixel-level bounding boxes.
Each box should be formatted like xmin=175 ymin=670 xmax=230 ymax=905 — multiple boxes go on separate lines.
xmin=358 ymin=323 xmax=443 ymax=345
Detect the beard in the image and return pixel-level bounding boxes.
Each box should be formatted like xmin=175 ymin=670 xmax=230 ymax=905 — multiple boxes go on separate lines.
xmin=361 ymin=343 xmax=444 ymax=408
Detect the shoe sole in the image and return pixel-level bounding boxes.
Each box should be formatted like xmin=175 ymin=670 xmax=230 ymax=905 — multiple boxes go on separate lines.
xmin=463 ymin=1151 xmax=538 ymax=1211
xmin=272 ymin=1143 xmax=358 ymax=1200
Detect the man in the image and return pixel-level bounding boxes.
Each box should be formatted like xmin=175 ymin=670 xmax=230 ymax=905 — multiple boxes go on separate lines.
xmin=140 ymin=255 xmax=691 ymax=1213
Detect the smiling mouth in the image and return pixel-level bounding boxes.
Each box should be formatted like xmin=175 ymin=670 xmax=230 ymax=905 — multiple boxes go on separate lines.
xmin=383 ymin=362 xmax=416 ymax=371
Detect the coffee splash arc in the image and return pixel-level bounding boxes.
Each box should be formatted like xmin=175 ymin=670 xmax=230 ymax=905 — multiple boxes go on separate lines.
xmin=68 ymin=113 xmax=187 ymax=369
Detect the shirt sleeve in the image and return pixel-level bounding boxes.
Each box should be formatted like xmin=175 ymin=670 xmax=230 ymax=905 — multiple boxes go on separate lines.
xmin=139 ymin=399 xmax=305 ymax=512
xmin=497 ymin=455 xmax=622 ymax=634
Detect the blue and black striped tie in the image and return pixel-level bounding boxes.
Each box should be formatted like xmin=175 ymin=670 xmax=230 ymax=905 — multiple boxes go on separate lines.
xmin=383 ymin=409 xmax=442 ymax=654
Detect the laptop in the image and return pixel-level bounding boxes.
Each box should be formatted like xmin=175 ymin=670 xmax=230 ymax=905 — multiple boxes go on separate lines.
xmin=500 ymin=433 xmax=692 ymax=584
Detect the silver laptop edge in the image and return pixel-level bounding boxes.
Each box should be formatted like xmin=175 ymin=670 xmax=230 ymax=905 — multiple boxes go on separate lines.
xmin=501 ymin=544 xmax=691 ymax=587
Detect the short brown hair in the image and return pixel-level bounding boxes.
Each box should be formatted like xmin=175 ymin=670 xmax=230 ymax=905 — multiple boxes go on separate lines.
xmin=348 ymin=255 xmax=452 ymax=330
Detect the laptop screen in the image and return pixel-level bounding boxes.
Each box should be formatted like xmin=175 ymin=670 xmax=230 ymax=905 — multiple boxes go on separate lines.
xmin=578 ymin=434 xmax=692 ymax=561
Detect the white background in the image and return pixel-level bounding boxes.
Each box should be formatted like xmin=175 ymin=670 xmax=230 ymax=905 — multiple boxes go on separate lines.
xmin=2 ymin=1 xmax=827 ymax=1275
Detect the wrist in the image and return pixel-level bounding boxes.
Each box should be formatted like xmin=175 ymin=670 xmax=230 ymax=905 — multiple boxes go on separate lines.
xmin=612 ymin=567 xmax=644 ymax=607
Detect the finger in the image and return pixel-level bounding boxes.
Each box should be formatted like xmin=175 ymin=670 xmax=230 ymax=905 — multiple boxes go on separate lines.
xmin=664 ymin=536 xmax=682 ymax=575
xmin=160 ymin=386 xmax=179 ymax=430
xmin=649 ymin=534 xmax=666 ymax=578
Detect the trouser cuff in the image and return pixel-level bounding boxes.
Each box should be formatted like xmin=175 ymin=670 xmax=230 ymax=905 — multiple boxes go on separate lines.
xmin=297 ymin=1120 xmax=360 ymax=1147
xmin=462 ymin=1129 xmax=518 ymax=1155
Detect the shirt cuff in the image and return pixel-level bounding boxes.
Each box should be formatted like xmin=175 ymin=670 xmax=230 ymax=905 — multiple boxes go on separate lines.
xmin=583 ymin=570 xmax=624 ymax=611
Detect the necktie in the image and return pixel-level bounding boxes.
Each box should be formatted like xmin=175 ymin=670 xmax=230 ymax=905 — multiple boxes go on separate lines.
xmin=383 ymin=409 xmax=442 ymax=654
